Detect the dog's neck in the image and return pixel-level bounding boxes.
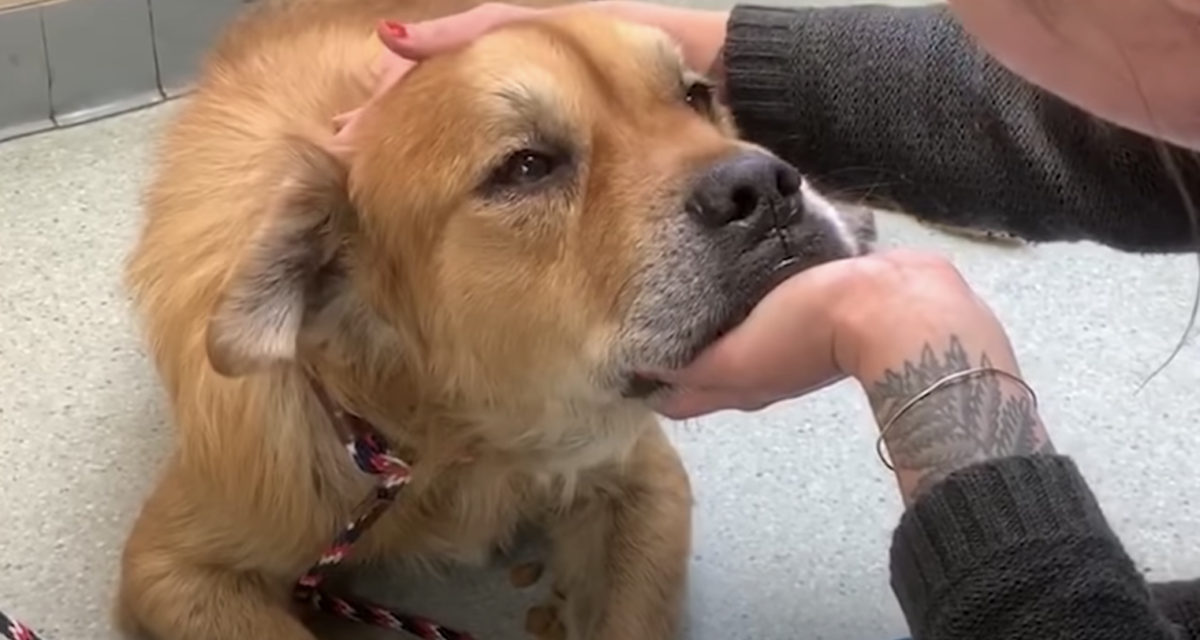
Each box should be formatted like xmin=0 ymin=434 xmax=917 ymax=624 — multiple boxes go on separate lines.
xmin=308 ymin=355 xmax=655 ymax=475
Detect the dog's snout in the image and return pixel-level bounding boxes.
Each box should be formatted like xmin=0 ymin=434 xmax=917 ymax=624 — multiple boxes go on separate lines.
xmin=687 ymin=152 xmax=802 ymax=228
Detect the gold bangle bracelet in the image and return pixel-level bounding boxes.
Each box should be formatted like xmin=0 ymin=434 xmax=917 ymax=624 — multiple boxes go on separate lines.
xmin=875 ymin=367 xmax=1039 ymax=471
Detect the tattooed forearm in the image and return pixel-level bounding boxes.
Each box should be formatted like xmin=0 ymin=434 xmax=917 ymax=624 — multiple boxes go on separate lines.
xmin=866 ymin=335 xmax=1053 ymax=504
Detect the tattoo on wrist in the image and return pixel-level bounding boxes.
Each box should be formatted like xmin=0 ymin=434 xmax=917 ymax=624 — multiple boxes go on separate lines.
xmin=865 ymin=336 xmax=1053 ymax=502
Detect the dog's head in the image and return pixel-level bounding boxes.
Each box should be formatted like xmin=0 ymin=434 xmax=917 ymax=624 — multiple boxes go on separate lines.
xmin=206 ymin=12 xmax=873 ymax=410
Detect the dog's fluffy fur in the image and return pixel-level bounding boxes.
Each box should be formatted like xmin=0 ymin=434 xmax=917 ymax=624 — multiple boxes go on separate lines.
xmin=117 ymin=1 xmax=872 ymax=638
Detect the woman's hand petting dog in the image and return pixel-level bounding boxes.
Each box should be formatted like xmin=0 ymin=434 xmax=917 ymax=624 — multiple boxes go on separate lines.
xmin=333 ymin=1 xmax=728 ymax=147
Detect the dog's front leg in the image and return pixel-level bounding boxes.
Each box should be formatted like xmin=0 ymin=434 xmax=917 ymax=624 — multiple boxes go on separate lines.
xmin=544 ymin=426 xmax=693 ymax=640
xmin=115 ymin=476 xmax=321 ymax=640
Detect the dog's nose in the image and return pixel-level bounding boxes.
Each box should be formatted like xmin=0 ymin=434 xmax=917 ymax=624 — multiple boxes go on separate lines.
xmin=687 ymin=152 xmax=803 ymax=228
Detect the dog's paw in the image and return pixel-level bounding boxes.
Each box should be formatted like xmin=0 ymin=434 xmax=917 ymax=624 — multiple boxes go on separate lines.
xmin=524 ymin=604 xmax=568 ymax=640
xmin=508 ymin=561 xmax=545 ymax=589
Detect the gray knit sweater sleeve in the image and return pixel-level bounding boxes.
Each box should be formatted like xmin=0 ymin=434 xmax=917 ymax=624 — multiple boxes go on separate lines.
xmin=722 ymin=4 xmax=1200 ymax=253
xmin=890 ymin=455 xmax=1196 ymax=640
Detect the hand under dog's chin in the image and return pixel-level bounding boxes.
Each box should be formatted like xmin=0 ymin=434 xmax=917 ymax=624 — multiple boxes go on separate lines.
xmin=620 ymin=262 xmax=807 ymax=400
xmin=619 ymin=200 xmax=877 ymax=401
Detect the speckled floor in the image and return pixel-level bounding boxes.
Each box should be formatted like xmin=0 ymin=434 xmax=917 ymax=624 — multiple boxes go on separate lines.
xmin=3 ymin=2 xmax=1200 ymax=639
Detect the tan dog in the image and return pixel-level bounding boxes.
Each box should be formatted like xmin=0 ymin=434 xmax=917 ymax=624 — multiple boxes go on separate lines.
xmin=117 ymin=0 xmax=874 ymax=639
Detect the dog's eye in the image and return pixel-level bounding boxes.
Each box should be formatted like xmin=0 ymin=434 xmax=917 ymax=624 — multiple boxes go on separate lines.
xmin=492 ymin=149 xmax=559 ymax=187
xmin=684 ymin=80 xmax=714 ymax=114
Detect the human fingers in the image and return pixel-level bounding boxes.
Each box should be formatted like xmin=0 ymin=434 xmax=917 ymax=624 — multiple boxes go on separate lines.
xmin=332 ymin=107 xmax=362 ymax=133
xmin=367 ymin=51 xmax=418 ymax=103
xmin=650 ymin=375 xmax=849 ymax=419
xmin=330 ymin=52 xmax=417 ymax=150
xmin=379 ymin=3 xmax=542 ymax=60
xmin=653 ymin=256 xmax=857 ymax=393
xmin=651 ymin=387 xmax=747 ymax=421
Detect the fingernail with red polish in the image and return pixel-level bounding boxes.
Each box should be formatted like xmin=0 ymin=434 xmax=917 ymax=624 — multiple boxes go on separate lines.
xmin=383 ymin=21 xmax=408 ymax=38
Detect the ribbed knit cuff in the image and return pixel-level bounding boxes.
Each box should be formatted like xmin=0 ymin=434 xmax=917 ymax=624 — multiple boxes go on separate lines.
xmin=1151 ymin=580 xmax=1200 ymax=638
xmin=722 ymin=5 xmax=811 ymax=149
xmin=889 ymin=455 xmax=1114 ymax=635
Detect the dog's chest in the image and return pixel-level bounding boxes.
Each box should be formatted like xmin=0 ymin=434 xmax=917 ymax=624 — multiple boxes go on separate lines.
xmin=535 ymin=415 xmax=644 ymax=477
xmin=361 ymin=409 xmax=651 ymax=564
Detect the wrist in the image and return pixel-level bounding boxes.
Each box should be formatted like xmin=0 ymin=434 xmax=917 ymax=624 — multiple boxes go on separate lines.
xmin=874 ymin=362 xmax=1052 ymax=505
xmin=822 ymin=252 xmax=1055 ymax=504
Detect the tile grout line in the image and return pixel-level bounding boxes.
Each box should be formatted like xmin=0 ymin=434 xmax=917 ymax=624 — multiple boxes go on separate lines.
xmin=35 ymin=5 xmax=57 ymax=126
xmin=1 ymin=0 xmax=236 ymax=144
xmin=144 ymin=0 xmax=167 ymax=101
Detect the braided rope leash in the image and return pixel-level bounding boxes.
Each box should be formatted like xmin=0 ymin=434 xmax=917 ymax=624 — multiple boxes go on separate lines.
xmin=0 ymin=377 xmax=474 ymax=640
xmin=0 ymin=610 xmax=41 ymax=640
xmin=297 ymin=376 xmax=477 ymax=640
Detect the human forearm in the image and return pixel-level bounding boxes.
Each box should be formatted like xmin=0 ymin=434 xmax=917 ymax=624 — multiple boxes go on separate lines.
xmin=834 ymin=255 xmax=1053 ymax=506
xmin=862 ymin=334 xmax=1053 ymax=506
xmin=722 ymin=4 xmax=1200 ymax=252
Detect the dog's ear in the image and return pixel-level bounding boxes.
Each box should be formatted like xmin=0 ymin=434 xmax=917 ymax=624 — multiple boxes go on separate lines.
xmin=206 ymin=136 xmax=355 ymax=377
